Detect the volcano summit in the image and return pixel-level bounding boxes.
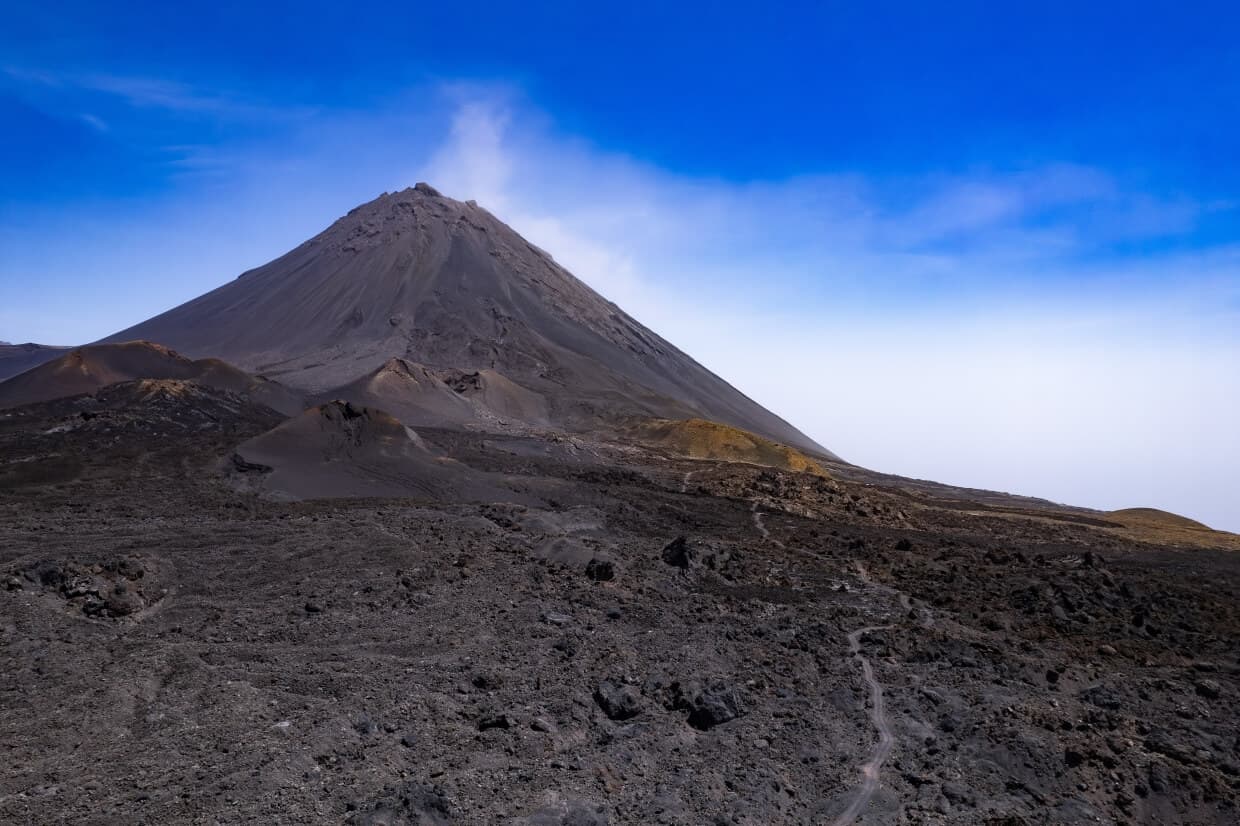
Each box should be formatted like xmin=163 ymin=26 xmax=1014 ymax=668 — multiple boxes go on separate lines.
xmin=105 ymin=183 xmax=830 ymax=457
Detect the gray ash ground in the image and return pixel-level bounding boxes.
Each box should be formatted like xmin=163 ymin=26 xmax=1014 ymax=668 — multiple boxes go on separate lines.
xmin=0 ymin=394 xmax=1237 ymax=824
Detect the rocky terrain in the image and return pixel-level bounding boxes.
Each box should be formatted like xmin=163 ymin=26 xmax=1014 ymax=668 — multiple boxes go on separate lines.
xmin=0 ymin=384 xmax=1236 ymax=825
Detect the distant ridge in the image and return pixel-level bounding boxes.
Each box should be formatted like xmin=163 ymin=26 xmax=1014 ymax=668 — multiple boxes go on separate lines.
xmin=0 ymin=340 xmax=304 ymax=415
xmin=0 ymin=342 xmax=72 ymax=383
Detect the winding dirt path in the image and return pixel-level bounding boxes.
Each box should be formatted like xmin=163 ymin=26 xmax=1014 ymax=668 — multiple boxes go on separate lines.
xmin=680 ymin=469 xmax=697 ymax=493
xmin=751 ymin=503 xmax=785 ymax=548
xmin=746 ymin=515 xmax=923 ymax=823
xmin=831 ymin=623 xmax=895 ymax=826
xmin=829 ymin=562 xmax=924 ymax=825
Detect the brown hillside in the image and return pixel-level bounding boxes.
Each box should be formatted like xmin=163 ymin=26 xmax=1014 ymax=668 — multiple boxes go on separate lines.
xmin=0 ymin=341 xmax=304 ymax=416
xmin=628 ymin=417 xmax=829 ymax=476
xmin=1104 ymin=507 xmax=1240 ymax=550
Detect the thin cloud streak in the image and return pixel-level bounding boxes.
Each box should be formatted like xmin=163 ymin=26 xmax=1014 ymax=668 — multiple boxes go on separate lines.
xmin=3 ymin=65 xmax=318 ymax=123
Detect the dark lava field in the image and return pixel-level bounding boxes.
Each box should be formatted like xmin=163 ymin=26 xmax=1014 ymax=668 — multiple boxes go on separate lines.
xmin=1 ymin=384 xmax=1236 ymax=825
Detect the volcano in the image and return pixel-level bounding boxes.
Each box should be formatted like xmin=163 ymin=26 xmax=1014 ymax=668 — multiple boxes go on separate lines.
xmin=105 ymin=183 xmax=833 ymax=457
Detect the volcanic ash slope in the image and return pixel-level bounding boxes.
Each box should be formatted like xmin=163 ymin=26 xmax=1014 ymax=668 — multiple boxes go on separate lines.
xmin=104 ymin=183 xmax=833 ymax=458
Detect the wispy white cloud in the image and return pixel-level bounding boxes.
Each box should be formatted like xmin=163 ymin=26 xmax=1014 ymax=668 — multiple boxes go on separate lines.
xmin=61 ymin=73 xmax=227 ymax=112
xmin=77 ymin=112 xmax=108 ymax=132
xmin=3 ymin=65 xmax=315 ymax=122
xmin=425 ymin=94 xmax=1237 ymax=318
xmin=427 ymin=99 xmax=514 ymax=209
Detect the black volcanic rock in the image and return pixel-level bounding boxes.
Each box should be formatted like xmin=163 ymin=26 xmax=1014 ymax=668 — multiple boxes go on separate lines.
xmin=661 ymin=536 xmax=694 ymax=568
xmin=673 ymin=680 xmax=747 ymax=730
xmin=594 ymin=679 xmax=642 ymax=720
xmin=103 ymin=186 xmax=833 ymax=457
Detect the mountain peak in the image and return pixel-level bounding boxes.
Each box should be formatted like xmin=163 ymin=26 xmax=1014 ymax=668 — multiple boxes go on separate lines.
xmin=317 ymin=183 xmax=495 ymax=258
xmin=103 ymin=188 xmax=835 ymax=458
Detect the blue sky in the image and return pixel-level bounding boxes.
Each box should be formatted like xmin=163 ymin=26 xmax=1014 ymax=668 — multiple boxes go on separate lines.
xmin=1 ymin=2 xmax=1238 ymax=529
